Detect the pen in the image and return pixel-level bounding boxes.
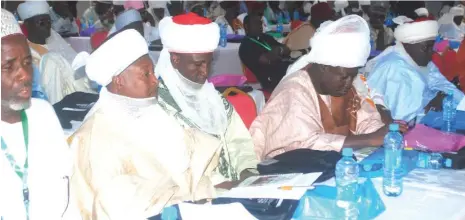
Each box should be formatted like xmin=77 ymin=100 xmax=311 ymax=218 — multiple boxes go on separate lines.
xmin=278 ymin=186 xmax=315 ymax=190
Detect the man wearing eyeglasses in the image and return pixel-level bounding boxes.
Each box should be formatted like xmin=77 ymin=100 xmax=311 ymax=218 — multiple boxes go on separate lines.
xmin=17 ymin=1 xmax=95 ymax=104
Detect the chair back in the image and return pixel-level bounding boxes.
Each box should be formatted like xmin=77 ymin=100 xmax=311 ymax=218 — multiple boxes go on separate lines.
xmin=242 ymin=64 xmax=259 ymax=83
xmin=90 ymin=31 xmax=108 ymax=50
xmin=223 ymin=87 xmax=257 ymax=129
xmin=20 ymin=23 xmax=28 ymax=38
xmin=283 ymin=22 xmax=315 ymax=51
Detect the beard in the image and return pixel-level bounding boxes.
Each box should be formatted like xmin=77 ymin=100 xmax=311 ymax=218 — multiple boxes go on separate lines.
xmin=2 ymin=98 xmax=31 ymax=111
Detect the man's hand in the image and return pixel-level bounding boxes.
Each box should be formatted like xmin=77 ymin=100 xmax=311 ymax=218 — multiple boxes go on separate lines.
xmin=369 ymin=123 xmax=408 ymax=146
xmin=424 ymin=92 xmax=446 ymax=113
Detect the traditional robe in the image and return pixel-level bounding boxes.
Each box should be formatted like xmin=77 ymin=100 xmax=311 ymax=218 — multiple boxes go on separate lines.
xmin=28 ymin=31 xmax=94 ymax=104
xmin=157 ymin=79 xmax=259 ymax=184
xmin=366 ymin=43 xmax=465 ymax=121
xmin=70 ymin=90 xmax=223 ymax=219
xmin=250 ymin=70 xmax=384 ymax=160
xmin=0 ymin=98 xmax=79 ymax=220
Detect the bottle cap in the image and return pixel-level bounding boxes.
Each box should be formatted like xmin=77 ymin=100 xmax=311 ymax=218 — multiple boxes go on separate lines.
xmin=161 ymin=206 xmax=178 ymax=220
xmin=445 ymin=158 xmax=452 ymax=168
xmin=342 ymin=148 xmax=353 ymax=157
xmin=389 ymin=123 xmax=399 ymax=131
xmin=447 ymin=90 xmax=454 ymax=96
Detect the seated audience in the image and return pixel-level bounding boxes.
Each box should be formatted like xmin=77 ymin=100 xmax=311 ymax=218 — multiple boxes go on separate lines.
xmin=250 ymin=15 xmax=405 ymax=160
xmin=238 ymin=1 xmax=270 ymax=32
xmin=49 ymin=1 xmax=79 ymax=36
xmin=18 ymin=1 xmax=94 ymax=104
xmin=1 ymin=9 xmax=78 ymax=219
xmin=215 ymin=1 xmax=245 ymax=35
xmin=438 ymin=6 xmax=465 ymax=41
xmin=368 ymin=4 xmax=395 ymax=51
xmin=156 ymin=13 xmax=258 ymax=190
xmin=239 ymin=14 xmax=292 ymax=92
xmin=92 ymin=1 xmax=115 ymax=30
xmin=112 ymin=0 xmax=125 ymax=16
xmin=264 ymin=1 xmax=290 ymax=24
xmin=70 ymin=29 xmax=222 ymax=219
xmin=124 ymin=0 xmax=156 ymax=27
xmin=108 ymin=9 xmax=160 ymax=44
xmin=366 ymin=16 xmax=465 ymax=122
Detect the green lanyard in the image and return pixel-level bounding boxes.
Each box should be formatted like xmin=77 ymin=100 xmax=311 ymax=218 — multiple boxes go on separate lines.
xmin=248 ymin=37 xmax=272 ymax=51
xmin=1 ymin=110 xmax=29 ymax=218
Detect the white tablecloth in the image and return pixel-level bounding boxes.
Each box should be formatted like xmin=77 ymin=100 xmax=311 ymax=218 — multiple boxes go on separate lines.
xmin=319 ymin=169 xmax=465 ymax=220
xmin=149 ymin=42 xmax=243 ymax=78
xmin=65 ymin=36 xmax=92 ymax=53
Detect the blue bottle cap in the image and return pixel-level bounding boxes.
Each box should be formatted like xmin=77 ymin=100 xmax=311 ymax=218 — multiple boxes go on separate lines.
xmin=446 ymin=89 xmax=454 ymax=96
xmin=161 ymin=206 xmax=178 ymax=220
xmin=389 ymin=123 xmax=399 ymax=131
xmin=445 ymin=158 xmax=452 ymax=168
xmin=342 ymin=148 xmax=353 ymax=157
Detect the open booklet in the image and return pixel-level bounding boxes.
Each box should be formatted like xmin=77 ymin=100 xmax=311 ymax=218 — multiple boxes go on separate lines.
xmin=220 ymin=172 xmax=322 ymax=200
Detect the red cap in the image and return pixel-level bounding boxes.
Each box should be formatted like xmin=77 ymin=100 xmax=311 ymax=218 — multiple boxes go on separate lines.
xmin=311 ymin=3 xmax=333 ymax=21
xmin=172 ymin=12 xmax=211 ymax=25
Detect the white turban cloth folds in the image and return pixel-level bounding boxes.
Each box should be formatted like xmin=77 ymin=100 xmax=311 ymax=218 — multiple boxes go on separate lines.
xmin=17 ymin=1 xmax=50 ymax=20
xmin=394 ymin=18 xmax=439 ymax=44
xmin=81 ymin=29 xmax=149 ymax=86
xmin=286 ymin=15 xmax=371 ymax=76
xmin=438 ymin=6 xmax=465 ymax=41
xmin=155 ymin=15 xmax=228 ymax=136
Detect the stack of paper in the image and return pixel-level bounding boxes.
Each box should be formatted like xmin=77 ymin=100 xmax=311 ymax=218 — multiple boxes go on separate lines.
xmin=219 ymin=172 xmax=322 ymax=200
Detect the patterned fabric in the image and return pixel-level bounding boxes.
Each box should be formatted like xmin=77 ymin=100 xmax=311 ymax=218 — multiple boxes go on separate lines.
xmin=250 ymin=70 xmax=384 ymax=160
xmin=158 ymin=79 xmax=258 ymax=183
xmin=158 ymin=79 xmax=237 ymax=180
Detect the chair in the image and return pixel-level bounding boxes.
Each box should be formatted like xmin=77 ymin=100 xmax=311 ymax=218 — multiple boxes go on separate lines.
xmin=282 ymin=22 xmax=315 ymax=51
xmin=223 ymin=87 xmax=257 ymax=129
xmin=20 ymin=23 xmax=28 ymax=38
xmin=90 ymin=31 xmax=109 ymax=50
xmin=242 ymin=64 xmax=258 ymax=83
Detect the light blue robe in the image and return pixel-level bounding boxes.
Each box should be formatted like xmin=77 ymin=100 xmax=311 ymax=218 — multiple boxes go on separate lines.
xmin=367 ymin=50 xmax=464 ymax=122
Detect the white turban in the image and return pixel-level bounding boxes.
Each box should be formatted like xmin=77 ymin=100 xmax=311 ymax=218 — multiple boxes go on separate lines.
xmin=414 ymin=8 xmax=429 ymax=17
xmin=113 ymin=0 xmax=125 ymax=6
xmin=394 ymin=18 xmax=438 ymax=44
xmin=115 ymin=9 xmax=142 ymax=30
xmin=85 ymin=29 xmax=149 ymax=86
xmin=450 ymin=6 xmax=465 ymax=17
xmin=1 ymin=9 xmax=23 ymax=38
xmin=286 ymin=15 xmax=371 ymax=75
xmin=155 ymin=13 xmax=227 ymax=135
xmin=17 ymin=1 xmax=50 ymax=20
xmin=159 ymin=13 xmax=219 ymax=53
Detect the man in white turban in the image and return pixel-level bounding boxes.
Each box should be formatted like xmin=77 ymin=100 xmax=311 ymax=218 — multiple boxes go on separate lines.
xmin=17 ymin=0 xmax=95 ymax=104
xmin=438 ymin=6 xmax=465 ymax=41
xmin=108 ymin=9 xmax=160 ymax=44
xmin=366 ymin=16 xmax=465 ymax=122
xmin=70 ymin=29 xmax=223 ymax=219
xmin=250 ymin=15 xmax=400 ymax=160
xmin=156 ymin=13 xmax=258 ymax=190
xmin=0 ymin=9 xmax=79 ymax=220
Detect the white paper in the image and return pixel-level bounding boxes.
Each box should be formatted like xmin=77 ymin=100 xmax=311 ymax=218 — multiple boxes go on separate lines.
xmin=457 ymin=97 xmax=465 ymax=111
xmin=220 ymin=172 xmax=322 ymax=200
xmin=178 ymin=203 xmax=257 ymax=220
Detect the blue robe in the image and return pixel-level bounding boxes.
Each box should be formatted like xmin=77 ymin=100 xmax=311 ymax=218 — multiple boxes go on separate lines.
xmin=367 ymin=50 xmax=464 ymax=121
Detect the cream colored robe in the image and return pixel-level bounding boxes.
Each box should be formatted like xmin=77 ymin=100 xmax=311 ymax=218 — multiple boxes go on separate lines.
xmin=28 ymin=32 xmax=94 ymax=104
xmin=70 ymin=100 xmax=222 ymax=219
xmin=250 ymin=70 xmax=384 ymax=160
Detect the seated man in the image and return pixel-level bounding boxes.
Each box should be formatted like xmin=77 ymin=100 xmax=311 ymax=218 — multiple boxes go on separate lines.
xmin=108 ymin=9 xmax=160 ymax=44
xmin=156 ymin=13 xmax=258 ymax=190
xmin=92 ymin=1 xmax=116 ymax=30
xmin=237 ymin=1 xmax=270 ymax=32
xmin=70 ymin=30 xmax=221 ymax=219
xmin=18 ymin=1 xmax=94 ymax=104
xmin=250 ymin=15 xmax=406 ymax=160
xmin=438 ymin=6 xmax=465 ymax=41
xmin=49 ymin=1 xmax=79 ymax=37
xmin=239 ymin=14 xmax=292 ymax=92
xmin=0 ymin=9 xmax=77 ymax=219
xmin=366 ymin=17 xmax=465 ymax=122
xmin=215 ymin=1 xmax=245 ymax=35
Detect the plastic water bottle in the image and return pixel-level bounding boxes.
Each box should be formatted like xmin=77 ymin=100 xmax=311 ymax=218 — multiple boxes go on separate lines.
xmin=293 ymin=11 xmax=299 ymax=21
xmin=442 ymin=90 xmax=456 ymax=133
xmin=417 ymin=152 xmax=452 ymax=169
xmin=276 ymin=13 xmax=284 ymax=37
xmin=383 ymin=123 xmax=404 ymax=197
xmin=284 ymin=11 xmax=291 ymax=23
xmin=219 ymin=24 xmax=227 ymax=47
xmin=335 ymin=148 xmax=359 ymax=220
